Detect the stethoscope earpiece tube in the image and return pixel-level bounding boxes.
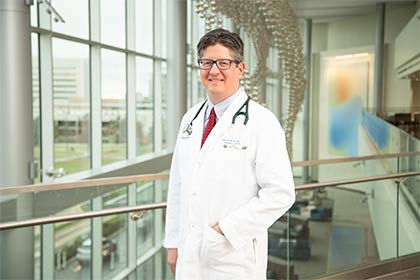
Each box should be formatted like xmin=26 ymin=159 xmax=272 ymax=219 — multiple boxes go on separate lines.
xmin=232 ymin=96 xmax=250 ymax=125
xmin=184 ymin=96 xmax=250 ymax=136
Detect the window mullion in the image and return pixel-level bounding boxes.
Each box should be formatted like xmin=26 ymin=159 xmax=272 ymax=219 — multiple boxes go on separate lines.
xmin=127 ymin=0 xmax=136 ymax=159
xmin=90 ymin=0 xmax=102 ymax=168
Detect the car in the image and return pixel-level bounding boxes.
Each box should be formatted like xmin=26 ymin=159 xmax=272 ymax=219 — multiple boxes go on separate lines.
xmin=76 ymin=238 xmax=117 ymax=264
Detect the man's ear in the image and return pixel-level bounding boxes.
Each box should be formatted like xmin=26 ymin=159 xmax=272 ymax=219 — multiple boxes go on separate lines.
xmin=238 ymin=62 xmax=245 ymax=79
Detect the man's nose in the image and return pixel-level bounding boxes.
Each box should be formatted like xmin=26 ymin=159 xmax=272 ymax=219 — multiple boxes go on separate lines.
xmin=209 ymin=63 xmax=221 ymax=74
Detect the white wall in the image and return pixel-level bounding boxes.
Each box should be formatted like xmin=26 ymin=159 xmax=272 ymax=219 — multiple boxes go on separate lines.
xmin=324 ymin=5 xmax=416 ymax=111
xmin=305 ymin=4 xmax=417 ymax=164
xmin=291 ymin=5 xmax=416 ymax=181
xmin=383 ymin=6 xmax=417 ymax=111
xmin=326 ymin=15 xmax=375 ymax=50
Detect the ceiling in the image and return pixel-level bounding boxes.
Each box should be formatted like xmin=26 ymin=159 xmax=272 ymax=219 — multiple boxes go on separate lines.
xmin=289 ymin=0 xmax=417 ymax=22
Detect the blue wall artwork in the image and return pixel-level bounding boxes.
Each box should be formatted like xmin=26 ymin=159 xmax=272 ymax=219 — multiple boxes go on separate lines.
xmin=328 ymin=63 xmax=368 ymax=157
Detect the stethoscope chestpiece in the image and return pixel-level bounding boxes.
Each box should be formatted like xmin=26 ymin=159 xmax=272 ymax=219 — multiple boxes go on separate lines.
xmin=183 ymin=124 xmax=193 ymax=136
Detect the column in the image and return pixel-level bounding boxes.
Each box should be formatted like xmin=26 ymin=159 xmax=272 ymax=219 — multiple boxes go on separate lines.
xmin=302 ymin=18 xmax=312 ymax=184
xmin=0 ymin=0 xmax=34 ymax=279
xmin=373 ymin=3 xmax=385 ymax=116
xmin=167 ymin=0 xmax=187 ymax=150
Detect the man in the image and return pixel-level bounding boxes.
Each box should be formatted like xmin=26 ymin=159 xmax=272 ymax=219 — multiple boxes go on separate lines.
xmin=164 ymin=28 xmax=295 ymax=280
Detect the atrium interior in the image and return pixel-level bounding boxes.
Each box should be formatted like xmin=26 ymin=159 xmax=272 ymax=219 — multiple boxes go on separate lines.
xmin=0 ymin=0 xmax=419 ymax=279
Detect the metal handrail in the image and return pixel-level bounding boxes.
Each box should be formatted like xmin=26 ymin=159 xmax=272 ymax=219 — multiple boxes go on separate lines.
xmin=1 ymin=151 xmax=418 ymax=195
xmin=295 ymin=171 xmax=420 ymax=190
xmin=291 ymin=151 xmax=420 ymax=167
xmin=1 ymin=170 xmax=418 ymax=231
xmin=0 ymin=173 xmax=169 ymax=195
xmin=0 ymin=202 xmax=167 ymax=231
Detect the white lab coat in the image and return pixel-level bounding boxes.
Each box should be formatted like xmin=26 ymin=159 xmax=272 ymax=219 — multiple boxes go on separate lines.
xmin=164 ymin=89 xmax=295 ymax=280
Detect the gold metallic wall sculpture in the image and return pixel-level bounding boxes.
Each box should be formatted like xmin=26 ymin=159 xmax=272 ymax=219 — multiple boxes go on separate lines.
xmin=195 ymin=0 xmax=305 ymax=158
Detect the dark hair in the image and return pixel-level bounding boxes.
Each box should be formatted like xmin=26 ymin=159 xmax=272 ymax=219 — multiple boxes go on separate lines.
xmin=197 ymin=28 xmax=244 ymax=62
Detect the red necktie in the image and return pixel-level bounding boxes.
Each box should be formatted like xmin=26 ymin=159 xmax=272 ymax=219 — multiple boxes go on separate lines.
xmin=201 ymin=108 xmax=216 ymax=147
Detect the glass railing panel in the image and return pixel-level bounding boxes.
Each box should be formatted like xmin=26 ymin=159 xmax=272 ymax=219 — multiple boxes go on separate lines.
xmin=101 ymin=184 xmax=129 ymax=209
xmin=136 ymin=256 xmax=154 ymax=279
xmin=0 ymin=193 xmax=35 ymax=223
xmin=297 ymin=157 xmax=399 ymax=185
xmin=35 ymin=225 xmax=41 ymax=280
xmin=397 ymin=154 xmax=419 ymax=173
xmin=134 ymin=247 xmax=175 ymax=280
xmin=399 ymin=153 xmax=420 ymax=212
xmin=0 ymin=183 xmax=136 ymax=224
xmin=50 ymin=200 xmax=90 ymax=278
xmin=1 ymin=177 xmax=170 ymax=280
xmin=296 ymin=111 xmax=419 ymax=188
xmin=160 ymin=247 xmax=175 ymax=280
xmin=0 ymin=227 xmax=37 ymax=279
xmin=363 ymin=111 xmax=419 ymax=155
xmin=102 ymin=186 xmax=128 ymax=279
xmin=160 ymin=178 xmax=169 ymax=203
xmin=1 ymin=208 xmax=168 ymax=279
xmin=2 ymin=173 xmax=418 ymax=279
xmin=136 ymin=181 xmax=155 ymax=257
xmin=268 ymin=177 xmax=407 ymax=279
xmin=54 ymin=220 xmax=91 ymax=279
xmin=398 ymin=174 xmax=420 ymax=258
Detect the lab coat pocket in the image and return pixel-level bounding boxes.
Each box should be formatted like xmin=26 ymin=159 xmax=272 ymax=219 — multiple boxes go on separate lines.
xmin=203 ymin=224 xmax=228 ymax=250
xmin=200 ymin=225 xmax=255 ymax=277
xmin=200 ymin=225 xmax=231 ymax=267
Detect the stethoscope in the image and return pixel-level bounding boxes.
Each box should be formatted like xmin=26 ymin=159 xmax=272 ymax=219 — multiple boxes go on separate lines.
xmin=182 ymin=96 xmax=250 ymax=136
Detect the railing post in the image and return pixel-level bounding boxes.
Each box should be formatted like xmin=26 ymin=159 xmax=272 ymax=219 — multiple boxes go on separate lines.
xmin=396 ymin=156 xmax=400 ymax=258
xmin=154 ymin=179 xmax=164 ymax=279
xmin=286 ymin=210 xmax=291 ymax=280
xmin=91 ymin=197 xmax=103 ymax=280
xmin=128 ymin=183 xmax=137 ymax=270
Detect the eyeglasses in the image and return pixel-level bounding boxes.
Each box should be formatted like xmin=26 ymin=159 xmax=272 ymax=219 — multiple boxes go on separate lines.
xmin=197 ymin=59 xmax=240 ymax=70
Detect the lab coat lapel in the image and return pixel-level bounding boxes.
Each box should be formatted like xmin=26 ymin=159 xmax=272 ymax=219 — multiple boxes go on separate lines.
xmin=199 ymin=89 xmax=248 ymax=159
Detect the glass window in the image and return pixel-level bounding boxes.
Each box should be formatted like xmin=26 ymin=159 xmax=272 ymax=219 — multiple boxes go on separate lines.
xmin=30 ymin=1 xmax=38 ymax=27
xmin=103 ymin=188 xmax=128 ymax=278
xmin=101 ymin=49 xmax=127 ymax=165
xmin=135 ymin=0 xmax=153 ymax=54
xmin=187 ymin=67 xmax=192 ymax=108
xmin=32 ymin=33 xmax=41 ymax=183
xmin=187 ymin=0 xmax=192 ymax=65
xmin=161 ymin=62 xmax=167 ymax=151
xmin=52 ymin=38 xmax=90 ymax=175
xmin=101 ymin=0 xmax=126 ymax=48
xmin=161 ymin=0 xmax=167 ymax=58
xmin=136 ymin=57 xmax=154 ymax=156
xmin=52 ymin=0 xmax=89 ymax=39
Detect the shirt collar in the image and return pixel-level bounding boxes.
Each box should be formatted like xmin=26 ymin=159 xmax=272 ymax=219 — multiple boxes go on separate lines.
xmin=205 ymin=87 xmax=242 ymax=121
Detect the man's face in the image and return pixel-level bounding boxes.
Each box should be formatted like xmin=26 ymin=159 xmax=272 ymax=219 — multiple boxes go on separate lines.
xmin=199 ymin=44 xmax=245 ymax=104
